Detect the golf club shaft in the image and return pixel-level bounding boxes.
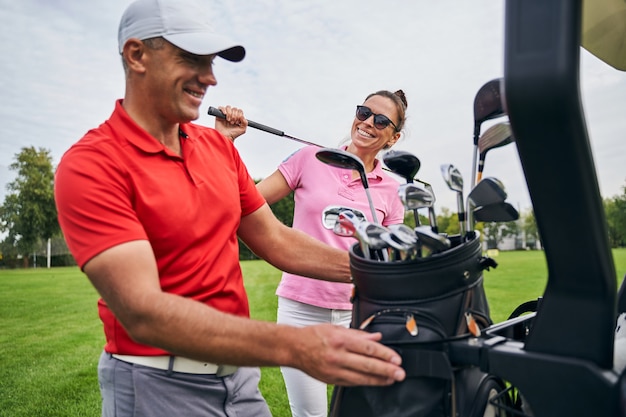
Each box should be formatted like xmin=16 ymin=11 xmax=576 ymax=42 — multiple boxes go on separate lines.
xmin=212 ymin=106 xmax=432 ymax=187
xmin=364 ymin=188 xmax=380 ymax=225
xmin=208 ymin=106 xmax=322 ymax=148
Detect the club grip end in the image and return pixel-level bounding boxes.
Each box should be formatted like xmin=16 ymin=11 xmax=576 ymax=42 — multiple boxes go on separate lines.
xmin=208 ymin=106 xmax=226 ymax=119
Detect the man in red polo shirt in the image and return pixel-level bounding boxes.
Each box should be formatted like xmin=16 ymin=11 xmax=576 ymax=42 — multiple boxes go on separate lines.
xmin=54 ymin=0 xmax=405 ymax=415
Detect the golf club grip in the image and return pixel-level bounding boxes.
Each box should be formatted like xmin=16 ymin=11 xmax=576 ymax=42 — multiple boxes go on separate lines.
xmin=207 ymin=106 xmax=285 ymax=136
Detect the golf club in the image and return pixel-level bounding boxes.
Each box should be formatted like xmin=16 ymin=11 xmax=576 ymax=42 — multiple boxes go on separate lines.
xmin=423 ymin=182 xmax=439 ymax=234
xmin=379 ymin=231 xmax=417 ymax=261
xmin=388 ymin=224 xmax=420 ymax=260
xmin=476 ymin=122 xmax=515 ymax=184
xmin=414 ymin=225 xmax=451 ymax=254
xmin=316 ymin=148 xmax=379 ymax=224
xmin=397 ymin=182 xmax=432 ymax=253
xmin=333 ymin=210 xmax=369 ymax=257
xmin=357 ymin=222 xmax=390 ymax=261
xmin=397 ymin=183 xmax=435 ymax=211
xmin=468 ymin=177 xmax=508 ymax=207
xmin=211 ymin=107 xmax=436 ymax=191
xmin=441 ymin=164 xmax=466 ymax=236
xmin=471 ymin=78 xmax=507 ymax=188
xmin=388 ymin=224 xmax=419 ymax=246
xmin=382 ymin=149 xmax=422 ymax=226
xmin=322 ymin=205 xmax=367 ymax=230
xmin=208 ymin=106 xmax=322 ymax=147
xmin=473 ymin=202 xmax=519 ymax=223
xmin=466 ymin=177 xmax=508 ymax=232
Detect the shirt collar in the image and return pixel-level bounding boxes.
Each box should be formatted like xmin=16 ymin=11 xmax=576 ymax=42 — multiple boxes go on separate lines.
xmin=109 ymin=100 xmax=190 ymax=155
xmin=340 ymin=145 xmax=385 ymax=181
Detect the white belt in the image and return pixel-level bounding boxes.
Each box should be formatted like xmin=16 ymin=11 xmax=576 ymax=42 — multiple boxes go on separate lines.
xmin=111 ymin=354 xmax=238 ymax=376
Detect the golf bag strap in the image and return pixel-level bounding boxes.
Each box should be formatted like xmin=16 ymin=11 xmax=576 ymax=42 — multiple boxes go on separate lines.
xmin=398 ymin=348 xmax=454 ymax=379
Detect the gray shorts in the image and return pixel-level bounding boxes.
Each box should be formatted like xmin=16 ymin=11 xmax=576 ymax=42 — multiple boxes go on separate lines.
xmin=98 ymin=351 xmax=272 ymax=417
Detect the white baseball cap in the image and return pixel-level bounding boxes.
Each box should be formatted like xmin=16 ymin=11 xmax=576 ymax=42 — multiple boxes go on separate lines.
xmin=118 ymin=0 xmax=246 ymax=62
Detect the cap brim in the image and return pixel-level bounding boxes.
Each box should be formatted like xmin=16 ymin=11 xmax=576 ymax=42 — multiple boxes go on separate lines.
xmin=163 ymin=33 xmax=246 ymax=62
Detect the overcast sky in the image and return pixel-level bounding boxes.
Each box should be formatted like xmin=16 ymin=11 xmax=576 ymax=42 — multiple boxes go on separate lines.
xmin=1 ymin=0 xmax=624 ymax=215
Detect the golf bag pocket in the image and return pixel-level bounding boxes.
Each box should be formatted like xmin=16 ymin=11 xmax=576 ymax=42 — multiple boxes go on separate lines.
xmin=329 ymin=234 xmax=495 ymax=417
xmin=330 ymin=308 xmax=454 ymax=417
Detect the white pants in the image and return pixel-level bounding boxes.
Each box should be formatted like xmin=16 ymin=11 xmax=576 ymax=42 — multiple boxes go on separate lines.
xmin=277 ymin=297 xmax=352 ymax=417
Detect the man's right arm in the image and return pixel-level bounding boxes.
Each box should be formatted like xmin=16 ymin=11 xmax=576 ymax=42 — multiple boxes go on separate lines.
xmin=83 ymin=240 xmax=405 ymax=386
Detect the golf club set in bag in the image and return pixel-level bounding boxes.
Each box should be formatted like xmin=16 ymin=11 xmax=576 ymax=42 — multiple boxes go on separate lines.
xmin=322 ymin=80 xmax=521 ymax=417
xmin=209 ymin=79 xmax=522 ymax=417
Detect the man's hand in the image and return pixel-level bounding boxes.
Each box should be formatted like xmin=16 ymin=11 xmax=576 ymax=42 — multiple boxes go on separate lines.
xmin=290 ymin=324 xmax=406 ymax=386
xmin=215 ymin=105 xmax=248 ymax=141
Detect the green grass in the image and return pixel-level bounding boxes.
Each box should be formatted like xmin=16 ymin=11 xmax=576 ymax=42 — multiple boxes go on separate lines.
xmin=1 ymin=248 xmax=625 ymax=416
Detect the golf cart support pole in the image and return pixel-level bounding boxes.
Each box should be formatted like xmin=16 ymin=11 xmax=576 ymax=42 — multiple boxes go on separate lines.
xmin=447 ymin=0 xmax=621 ymax=415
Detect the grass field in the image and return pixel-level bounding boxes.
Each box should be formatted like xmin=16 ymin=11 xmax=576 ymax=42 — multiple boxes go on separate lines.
xmin=1 ymin=248 xmax=625 ymax=416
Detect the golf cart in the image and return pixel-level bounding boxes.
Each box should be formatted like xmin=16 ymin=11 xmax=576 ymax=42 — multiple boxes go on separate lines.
xmin=446 ymin=0 xmax=626 ymax=415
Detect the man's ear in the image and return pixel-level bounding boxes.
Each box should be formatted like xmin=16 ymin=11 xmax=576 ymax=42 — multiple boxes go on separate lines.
xmin=122 ymin=39 xmax=148 ymax=73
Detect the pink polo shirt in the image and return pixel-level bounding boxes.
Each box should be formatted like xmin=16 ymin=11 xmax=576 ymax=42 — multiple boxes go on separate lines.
xmin=276 ymin=145 xmax=404 ymax=310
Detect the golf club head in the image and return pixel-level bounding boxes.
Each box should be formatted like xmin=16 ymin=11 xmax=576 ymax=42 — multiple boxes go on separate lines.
xmin=359 ymin=222 xmax=389 ymax=247
xmin=477 ymin=122 xmax=514 ymax=154
xmin=316 ymin=148 xmax=368 ymax=187
xmin=473 ymin=202 xmax=519 ymax=223
xmin=388 ymin=224 xmax=419 ymax=246
xmin=358 ymin=222 xmax=390 ymax=261
xmin=473 ymin=78 xmax=506 ymax=140
xmin=398 ymin=183 xmax=435 ymax=210
xmin=476 ymin=123 xmax=516 ymax=183
xmin=468 ymin=177 xmax=508 ymax=208
xmin=379 ymin=231 xmax=418 ymax=261
xmin=333 ymin=210 xmax=365 ymax=236
xmin=414 ymin=225 xmax=452 ymax=254
xmin=322 ymin=205 xmax=366 ymax=230
xmin=440 ymin=164 xmax=464 ymax=193
xmin=316 ymin=147 xmax=379 ymax=224
xmin=382 ymin=150 xmax=421 ymax=182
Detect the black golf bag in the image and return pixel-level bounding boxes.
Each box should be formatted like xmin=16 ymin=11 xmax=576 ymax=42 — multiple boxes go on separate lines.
xmin=329 ymin=233 xmax=509 ymax=417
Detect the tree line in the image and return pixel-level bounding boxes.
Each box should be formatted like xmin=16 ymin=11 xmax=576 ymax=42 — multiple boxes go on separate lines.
xmin=1 ymin=147 xmax=625 ymax=268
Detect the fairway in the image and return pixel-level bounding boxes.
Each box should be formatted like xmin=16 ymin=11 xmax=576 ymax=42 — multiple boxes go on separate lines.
xmin=1 ymin=249 xmax=625 ymax=417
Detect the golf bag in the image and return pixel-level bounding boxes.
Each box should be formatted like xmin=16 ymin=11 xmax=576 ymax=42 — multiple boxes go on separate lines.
xmin=329 ymin=233 xmax=507 ymax=417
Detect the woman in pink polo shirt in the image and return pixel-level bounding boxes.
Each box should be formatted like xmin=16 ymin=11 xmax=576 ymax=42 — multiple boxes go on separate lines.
xmin=218 ymin=90 xmax=408 ymax=417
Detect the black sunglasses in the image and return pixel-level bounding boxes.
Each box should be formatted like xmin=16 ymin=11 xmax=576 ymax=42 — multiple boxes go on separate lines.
xmin=355 ymin=105 xmax=398 ymax=131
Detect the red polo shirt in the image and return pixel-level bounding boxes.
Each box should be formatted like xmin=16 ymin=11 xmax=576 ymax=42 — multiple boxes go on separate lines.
xmin=55 ymin=100 xmax=266 ymax=355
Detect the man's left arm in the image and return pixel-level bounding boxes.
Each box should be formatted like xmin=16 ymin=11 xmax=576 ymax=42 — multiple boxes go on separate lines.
xmin=238 ymin=204 xmax=351 ymax=283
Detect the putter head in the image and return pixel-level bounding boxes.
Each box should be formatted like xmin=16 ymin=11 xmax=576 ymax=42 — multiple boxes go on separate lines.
xmin=474 ymin=202 xmax=519 ymax=222
xmin=468 ymin=177 xmax=508 ymax=207
xmin=322 ymin=205 xmax=366 ymax=230
xmin=382 ymin=150 xmax=421 ymax=182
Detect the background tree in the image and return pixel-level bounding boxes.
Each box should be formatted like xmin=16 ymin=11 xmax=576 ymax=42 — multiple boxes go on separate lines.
xmin=605 ymin=180 xmax=626 ymax=248
xmin=482 ymin=221 xmax=519 ymax=250
xmin=437 ymin=207 xmax=460 ymax=236
xmin=0 ymin=147 xmax=58 ymax=267
xmin=521 ymin=208 xmax=540 ymax=249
